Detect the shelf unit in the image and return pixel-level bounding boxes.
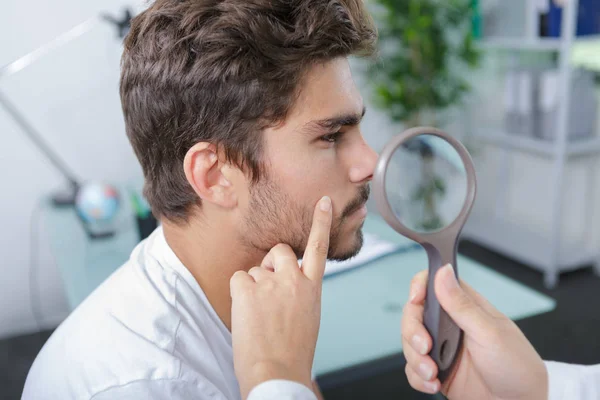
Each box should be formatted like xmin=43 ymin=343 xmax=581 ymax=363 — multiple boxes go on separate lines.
xmin=462 ymin=0 xmax=600 ymax=288
xmin=463 ymin=211 xmax=598 ymax=274
xmin=476 ymin=34 xmax=600 ymax=52
xmin=474 ymin=129 xmax=600 ymax=158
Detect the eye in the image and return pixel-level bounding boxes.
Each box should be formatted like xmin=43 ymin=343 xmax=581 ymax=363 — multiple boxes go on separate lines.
xmin=320 ymin=131 xmax=343 ymax=143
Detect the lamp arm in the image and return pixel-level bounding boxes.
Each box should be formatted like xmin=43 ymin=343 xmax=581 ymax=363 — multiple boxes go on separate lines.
xmin=0 ymin=89 xmax=80 ymax=188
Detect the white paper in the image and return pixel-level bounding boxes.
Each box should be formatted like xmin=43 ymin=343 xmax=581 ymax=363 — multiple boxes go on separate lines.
xmin=539 ymin=70 xmax=559 ymax=112
xmin=518 ymin=70 xmax=534 ymax=114
xmin=322 ymin=232 xmax=413 ymax=277
xmin=504 ymin=70 xmax=517 ymax=112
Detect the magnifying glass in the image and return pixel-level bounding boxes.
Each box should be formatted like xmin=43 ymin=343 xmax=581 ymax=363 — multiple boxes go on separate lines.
xmin=372 ymin=126 xmax=477 ymax=382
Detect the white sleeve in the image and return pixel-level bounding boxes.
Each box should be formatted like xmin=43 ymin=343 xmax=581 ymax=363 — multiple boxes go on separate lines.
xmin=247 ymin=380 xmax=317 ymax=400
xmin=545 ymin=360 xmax=600 ymax=400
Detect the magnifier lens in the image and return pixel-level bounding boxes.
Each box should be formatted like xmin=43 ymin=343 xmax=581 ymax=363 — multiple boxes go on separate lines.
xmin=383 ymin=134 xmax=468 ymax=234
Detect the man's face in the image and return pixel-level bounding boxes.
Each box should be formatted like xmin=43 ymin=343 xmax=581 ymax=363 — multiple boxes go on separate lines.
xmin=238 ymin=57 xmax=378 ymax=261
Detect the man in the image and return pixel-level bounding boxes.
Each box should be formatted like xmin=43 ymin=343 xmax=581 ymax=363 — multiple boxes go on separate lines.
xmin=401 ymin=265 xmax=600 ymax=399
xmin=22 ymin=0 xmax=378 ymax=398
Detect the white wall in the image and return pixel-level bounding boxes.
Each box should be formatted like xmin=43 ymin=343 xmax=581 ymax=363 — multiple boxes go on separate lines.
xmin=0 ymin=0 xmax=145 ymax=339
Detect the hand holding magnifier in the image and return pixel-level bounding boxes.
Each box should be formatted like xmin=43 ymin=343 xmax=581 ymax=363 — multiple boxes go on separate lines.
xmin=372 ymin=127 xmax=477 ymax=382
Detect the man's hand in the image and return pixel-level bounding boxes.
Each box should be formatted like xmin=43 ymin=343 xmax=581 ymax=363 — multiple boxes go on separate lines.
xmin=230 ymin=196 xmax=332 ymax=399
xmin=401 ymin=265 xmax=549 ymax=400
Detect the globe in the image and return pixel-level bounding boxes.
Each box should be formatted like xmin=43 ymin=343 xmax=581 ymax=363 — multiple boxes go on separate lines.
xmin=75 ymin=182 xmax=120 ymax=223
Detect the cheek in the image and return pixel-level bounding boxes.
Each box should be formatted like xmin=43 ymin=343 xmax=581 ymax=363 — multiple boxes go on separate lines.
xmin=274 ymin=150 xmax=348 ymax=212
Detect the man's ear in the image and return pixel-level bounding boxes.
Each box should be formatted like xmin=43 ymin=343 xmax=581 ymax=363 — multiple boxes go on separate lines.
xmin=183 ymin=142 xmax=237 ymax=208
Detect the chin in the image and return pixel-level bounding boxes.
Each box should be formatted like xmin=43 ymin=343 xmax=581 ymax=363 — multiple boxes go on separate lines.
xmin=328 ymin=228 xmax=364 ymax=262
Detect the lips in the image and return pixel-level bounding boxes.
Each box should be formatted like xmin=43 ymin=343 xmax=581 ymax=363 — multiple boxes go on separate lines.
xmin=341 ymin=185 xmax=370 ymax=219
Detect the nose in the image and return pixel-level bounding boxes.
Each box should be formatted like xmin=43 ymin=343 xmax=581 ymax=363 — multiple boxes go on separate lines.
xmin=349 ymin=138 xmax=378 ymax=183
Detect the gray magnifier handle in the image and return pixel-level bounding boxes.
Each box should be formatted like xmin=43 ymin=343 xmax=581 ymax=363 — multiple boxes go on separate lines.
xmin=372 ymin=127 xmax=477 ymax=383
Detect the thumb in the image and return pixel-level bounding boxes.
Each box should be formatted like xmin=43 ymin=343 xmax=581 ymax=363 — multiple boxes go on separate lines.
xmin=434 ymin=264 xmax=491 ymax=339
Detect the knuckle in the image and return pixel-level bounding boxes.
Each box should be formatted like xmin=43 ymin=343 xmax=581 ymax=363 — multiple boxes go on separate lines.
xmin=230 ymin=270 xmax=246 ymax=286
xmin=405 ymin=365 xmax=419 ymax=388
xmin=315 ymin=213 xmax=330 ymax=227
xmin=488 ymin=320 xmax=508 ymax=342
xmin=455 ymin=292 xmax=474 ymax=313
xmin=230 ymin=272 xmax=250 ymax=295
xmin=307 ymin=281 xmax=319 ymax=297
xmin=287 ymin=269 xmax=301 ymax=284
xmin=287 ymin=282 xmax=300 ymax=298
xmin=231 ymin=270 xmax=244 ymax=280
xmin=248 ymin=266 xmax=261 ymax=274
xmin=412 ymin=271 xmax=427 ymax=290
xmin=286 ymin=274 xmax=302 ymax=290
xmin=262 ymin=278 xmax=276 ymax=292
xmin=290 ymin=280 xmax=313 ymax=300
xmin=411 ymin=272 xmax=423 ymax=286
xmin=401 ymin=306 xmax=421 ymax=329
xmin=273 ymin=243 xmax=293 ymax=254
xmin=402 ymin=330 xmax=423 ymax=356
xmin=247 ymin=269 xmax=259 ymax=279
xmin=311 ymin=239 xmax=329 ymax=255
xmin=400 ymin=329 xmax=413 ymax=348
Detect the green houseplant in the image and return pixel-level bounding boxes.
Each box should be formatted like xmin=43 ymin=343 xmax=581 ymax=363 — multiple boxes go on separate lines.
xmin=404 ymin=137 xmax=448 ymax=231
xmin=366 ymin=0 xmax=481 ymax=230
xmin=411 ymin=141 xmax=447 ymax=231
xmin=367 ymin=0 xmax=481 ymax=127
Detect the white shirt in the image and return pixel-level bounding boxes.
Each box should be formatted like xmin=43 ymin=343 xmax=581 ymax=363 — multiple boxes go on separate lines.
xmin=546 ymin=361 xmax=600 ymax=400
xmin=22 ymin=226 xmax=316 ymax=400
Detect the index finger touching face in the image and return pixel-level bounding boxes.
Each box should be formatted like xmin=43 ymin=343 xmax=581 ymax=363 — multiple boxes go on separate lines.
xmin=301 ymin=196 xmax=333 ymax=282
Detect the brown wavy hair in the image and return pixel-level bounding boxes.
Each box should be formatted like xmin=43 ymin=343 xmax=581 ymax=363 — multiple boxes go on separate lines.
xmin=120 ymin=0 xmax=377 ymax=223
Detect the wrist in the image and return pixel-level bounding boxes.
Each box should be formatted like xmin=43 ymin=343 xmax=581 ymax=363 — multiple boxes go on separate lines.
xmin=239 ymin=361 xmax=312 ymax=399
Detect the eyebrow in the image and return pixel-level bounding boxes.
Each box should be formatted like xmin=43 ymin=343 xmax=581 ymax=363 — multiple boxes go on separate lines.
xmin=303 ymin=105 xmax=367 ymax=133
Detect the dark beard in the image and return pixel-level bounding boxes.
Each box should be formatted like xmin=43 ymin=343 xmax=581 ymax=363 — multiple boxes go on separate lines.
xmin=326 ymin=184 xmax=370 ymax=261
xmin=241 ymin=177 xmax=369 ymax=261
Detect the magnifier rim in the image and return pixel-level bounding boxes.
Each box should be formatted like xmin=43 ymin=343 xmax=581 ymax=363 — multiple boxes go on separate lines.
xmin=373 ymin=126 xmax=477 ymax=242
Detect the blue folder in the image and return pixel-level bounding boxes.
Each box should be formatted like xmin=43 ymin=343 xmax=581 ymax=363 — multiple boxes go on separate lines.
xmin=547 ymin=0 xmax=600 ymax=37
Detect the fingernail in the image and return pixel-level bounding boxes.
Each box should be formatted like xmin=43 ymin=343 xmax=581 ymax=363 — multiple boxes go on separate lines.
xmin=443 ymin=264 xmax=458 ymax=291
xmin=412 ymin=335 xmax=428 ymax=355
xmin=419 ymin=363 xmax=433 ymax=381
xmin=319 ymin=196 xmax=331 ymax=212
xmin=424 ymin=380 xmax=439 ymax=394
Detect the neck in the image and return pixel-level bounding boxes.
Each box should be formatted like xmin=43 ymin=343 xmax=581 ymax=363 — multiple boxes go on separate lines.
xmin=162 ymin=216 xmax=264 ymax=331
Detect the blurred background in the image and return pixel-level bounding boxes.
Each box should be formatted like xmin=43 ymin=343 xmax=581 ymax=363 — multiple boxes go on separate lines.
xmin=2 ymin=0 xmax=600 ymax=399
